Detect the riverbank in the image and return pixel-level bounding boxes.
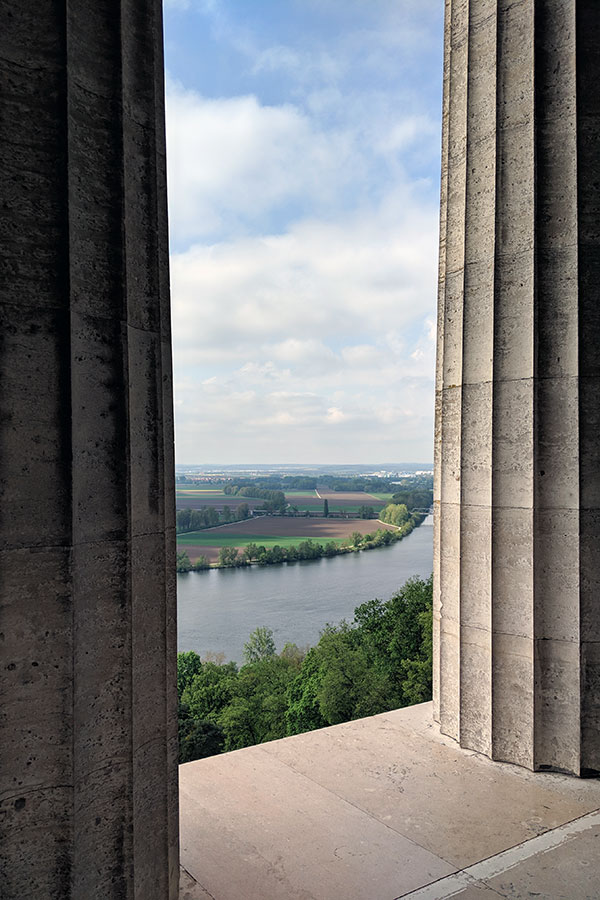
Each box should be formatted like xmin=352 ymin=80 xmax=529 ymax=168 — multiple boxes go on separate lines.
xmin=177 ymin=515 xmax=434 ymax=662
xmin=176 ymin=512 xmax=426 ymax=572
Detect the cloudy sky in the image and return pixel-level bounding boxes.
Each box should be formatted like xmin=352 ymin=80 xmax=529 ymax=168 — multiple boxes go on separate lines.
xmin=164 ymin=0 xmax=444 ymax=465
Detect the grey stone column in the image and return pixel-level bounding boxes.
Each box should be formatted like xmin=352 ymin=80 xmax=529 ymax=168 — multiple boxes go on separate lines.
xmin=0 ymin=3 xmax=178 ymax=898
xmin=434 ymin=0 xmax=600 ymax=776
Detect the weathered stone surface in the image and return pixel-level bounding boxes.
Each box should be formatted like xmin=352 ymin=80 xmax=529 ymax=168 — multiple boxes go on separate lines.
xmin=434 ymin=0 xmax=600 ymax=775
xmin=0 ymin=2 xmax=178 ymax=897
xmin=179 ymin=704 xmax=600 ymax=899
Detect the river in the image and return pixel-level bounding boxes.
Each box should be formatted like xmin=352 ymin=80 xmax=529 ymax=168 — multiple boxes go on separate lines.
xmin=177 ymin=515 xmax=433 ymax=664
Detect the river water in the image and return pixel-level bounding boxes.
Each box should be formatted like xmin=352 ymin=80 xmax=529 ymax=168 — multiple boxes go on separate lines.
xmin=177 ymin=515 xmax=433 ymax=664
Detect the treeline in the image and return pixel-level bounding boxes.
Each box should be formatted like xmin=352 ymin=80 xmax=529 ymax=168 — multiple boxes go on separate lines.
xmin=357 ymin=504 xmax=377 ymax=518
xmin=177 ymin=551 xmax=210 ymax=573
xmin=391 ymin=488 xmax=432 ymax=510
xmin=393 ymin=473 xmax=433 ymax=491
xmin=176 ymin=503 xmax=250 ymax=534
xmin=179 ymin=514 xmax=424 ymax=571
xmin=177 ymin=575 xmax=433 ymax=762
xmin=379 ymin=502 xmax=410 ymax=526
xmin=225 ymin=475 xmax=317 ymax=491
xmin=223 ymin=484 xmax=287 ymax=513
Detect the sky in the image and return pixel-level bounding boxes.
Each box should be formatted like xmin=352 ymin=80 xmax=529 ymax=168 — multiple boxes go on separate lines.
xmin=163 ymin=0 xmax=444 ymax=465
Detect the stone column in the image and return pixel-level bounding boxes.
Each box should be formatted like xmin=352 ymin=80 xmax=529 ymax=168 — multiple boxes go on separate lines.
xmin=0 ymin=3 xmax=178 ymax=898
xmin=434 ymin=0 xmax=600 ymax=776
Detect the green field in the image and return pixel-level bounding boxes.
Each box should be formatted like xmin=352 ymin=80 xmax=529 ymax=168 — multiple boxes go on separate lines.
xmin=370 ymin=493 xmax=394 ymax=501
xmin=288 ymin=501 xmax=324 ymax=510
xmin=290 ymin=503 xmax=374 ymax=514
xmin=177 ymin=532 xmax=344 ymax=549
xmin=283 ymin=489 xmax=318 ymax=496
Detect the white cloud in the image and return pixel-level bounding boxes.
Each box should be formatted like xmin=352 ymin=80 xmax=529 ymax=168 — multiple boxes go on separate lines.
xmin=163 ymin=2 xmax=442 ymax=462
xmin=171 ymin=196 xmax=437 ymax=361
xmin=166 ymin=82 xmax=359 ymax=244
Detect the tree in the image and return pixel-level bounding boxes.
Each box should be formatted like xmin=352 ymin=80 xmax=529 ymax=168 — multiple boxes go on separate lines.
xmin=176 ymin=550 xmax=192 ymax=572
xmin=178 ymin=716 xmax=224 ymax=762
xmin=380 ymin=503 xmax=409 ymax=527
xmin=285 ymin=648 xmax=328 ymax=735
xmin=268 ymin=544 xmax=285 ymax=564
xmin=279 ymin=642 xmax=308 ymax=667
xmin=221 ymin=505 xmax=232 ymax=523
xmin=350 ymin=531 xmax=364 ymax=549
xmin=236 ymin=502 xmax=250 ymax=520
xmin=219 ymin=655 xmax=297 ymax=750
xmin=400 ymin=608 xmax=433 ymax=704
xmin=242 ymin=542 xmax=259 ymax=563
xmin=218 ymin=546 xmax=240 ymax=567
xmin=358 ymin=505 xmax=376 ymax=519
xmin=177 ymin=650 xmax=203 ymax=696
xmin=180 ymin=661 xmax=238 ymax=722
xmin=194 ymin=555 xmax=210 ymax=571
xmin=243 ymin=626 xmax=276 ymax=663
xmin=323 ymin=498 xmax=329 ymax=517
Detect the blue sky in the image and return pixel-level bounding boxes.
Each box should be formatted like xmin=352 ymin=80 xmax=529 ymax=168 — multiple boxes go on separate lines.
xmin=164 ymin=0 xmax=444 ymax=464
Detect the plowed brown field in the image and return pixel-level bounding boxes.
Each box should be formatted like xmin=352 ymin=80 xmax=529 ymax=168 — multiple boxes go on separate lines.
xmin=175 ymin=491 xmax=265 ymax=511
xmin=177 ymin=516 xmax=397 ymax=565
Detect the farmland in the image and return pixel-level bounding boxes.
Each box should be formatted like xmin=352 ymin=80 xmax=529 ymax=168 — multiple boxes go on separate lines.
xmin=286 ymin=488 xmax=388 ymax=514
xmin=177 ymin=515 xmax=398 ymax=564
xmin=176 ymin=486 xmax=389 ymax=515
xmin=175 ymin=488 xmax=266 ymax=511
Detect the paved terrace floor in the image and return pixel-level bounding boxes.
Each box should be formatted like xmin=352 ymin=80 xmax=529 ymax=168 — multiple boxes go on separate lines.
xmin=179 ymin=702 xmax=600 ymax=900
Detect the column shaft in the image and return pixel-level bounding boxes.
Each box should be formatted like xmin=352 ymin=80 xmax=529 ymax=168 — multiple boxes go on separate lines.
xmin=435 ymin=0 xmax=600 ymax=775
xmin=0 ymin=2 xmax=178 ymax=897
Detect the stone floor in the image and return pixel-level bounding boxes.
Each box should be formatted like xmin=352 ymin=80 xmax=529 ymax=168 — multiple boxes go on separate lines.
xmin=179 ymin=702 xmax=600 ymax=899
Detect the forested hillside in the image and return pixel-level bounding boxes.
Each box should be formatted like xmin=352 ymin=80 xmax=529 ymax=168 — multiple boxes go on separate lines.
xmin=178 ymin=576 xmax=433 ymax=762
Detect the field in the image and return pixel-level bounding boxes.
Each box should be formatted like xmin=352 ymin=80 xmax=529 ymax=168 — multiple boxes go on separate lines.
xmin=176 ymin=488 xmax=265 ymax=511
xmin=177 ymin=516 xmax=397 ymax=564
xmin=316 ymin=489 xmax=385 ymax=505
xmin=176 ymin=486 xmax=393 ymax=515
xmin=285 ymin=489 xmax=388 ymax=514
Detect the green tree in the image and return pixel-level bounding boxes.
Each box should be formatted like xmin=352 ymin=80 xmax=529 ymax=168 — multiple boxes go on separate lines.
xmin=323 ymin=498 xmax=329 ymax=517
xmin=380 ymin=503 xmax=409 ymax=526
xmin=236 ymin=502 xmax=250 ymax=520
xmin=358 ymin=505 xmax=376 ymax=519
xmin=194 ymin=554 xmax=210 ymax=571
xmin=218 ymin=546 xmax=240 ymax=567
xmin=219 ymin=655 xmax=297 ymax=750
xmin=243 ymin=626 xmax=276 ymax=663
xmin=177 ymin=650 xmax=203 ymax=696
xmin=176 ymin=550 xmax=193 ymax=572
xmin=286 ymin=647 xmax=328 ymax=734
xmin=400 ymin=608 xmax=433 ymax=704
xmin=178 ymin=716 xmax=224 ymax=763
xmin=180 ymin=661 xmax=238 ymax=723
xmin=268 ymin=544 xmax=285 ymax=564
xmin=242 ymin=542 xmax=259 ymax=563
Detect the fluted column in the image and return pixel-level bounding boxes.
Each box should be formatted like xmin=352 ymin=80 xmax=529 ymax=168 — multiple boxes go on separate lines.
xmin=0 ymin=3 xmax=178 ymax=897
xmin=435 ymin=0 xmax=600 ymax=776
